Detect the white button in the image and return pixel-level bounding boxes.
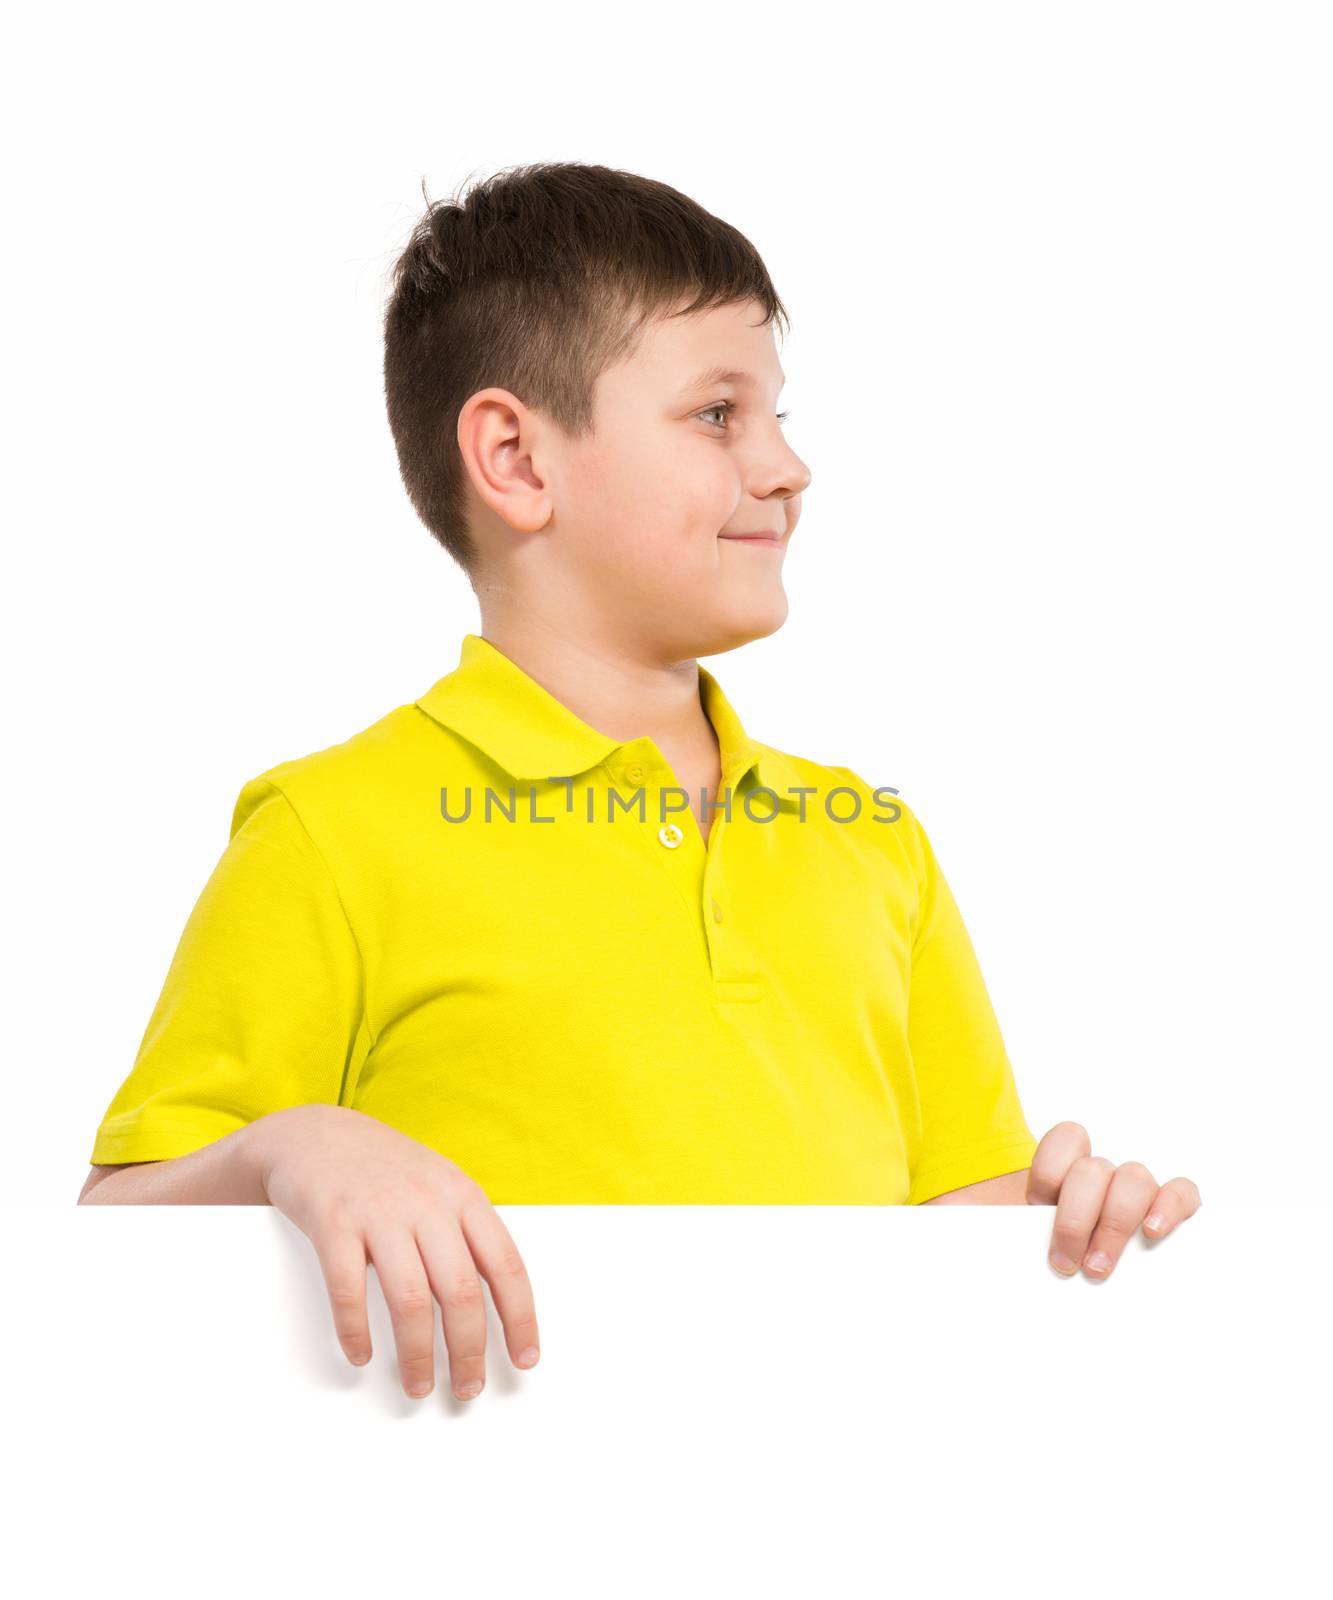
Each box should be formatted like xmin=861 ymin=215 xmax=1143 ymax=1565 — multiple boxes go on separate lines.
xmin=658 ymin=823 xmax=684 ymax=849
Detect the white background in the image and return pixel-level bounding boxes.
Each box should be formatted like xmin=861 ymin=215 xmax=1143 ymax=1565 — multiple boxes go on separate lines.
xmin=2 ymin=2 xmax=1329 ymax=1588
xmin=10 ymin=1 xmax=1324 ymax=1211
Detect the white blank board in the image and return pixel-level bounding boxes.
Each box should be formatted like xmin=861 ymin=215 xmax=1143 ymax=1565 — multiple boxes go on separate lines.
xmin=9 ymin=1204 xmax=1322 ymax=1596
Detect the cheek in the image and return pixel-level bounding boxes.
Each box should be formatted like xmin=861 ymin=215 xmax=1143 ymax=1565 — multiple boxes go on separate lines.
xmin=565 ymin=430 xmax=737 ymax=585
xmin=616 ymin=446 xmax=729 ymax=534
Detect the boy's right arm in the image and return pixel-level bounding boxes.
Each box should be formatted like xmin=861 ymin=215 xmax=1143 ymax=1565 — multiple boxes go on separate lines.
xmin=77 ymin=1117 xmax=269 ymax=1205
xmin=80 ymin=786 xmax=539 ymax=1400
xmin=75 ymin=1104 xmax=541 ymax=1403
xmin=81 ymin=1163 xmax=158 ymax=1199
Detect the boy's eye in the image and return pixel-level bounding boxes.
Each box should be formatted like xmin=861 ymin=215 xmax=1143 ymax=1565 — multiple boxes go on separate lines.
xmin=697 ymin=400 xmax=792 ymax=429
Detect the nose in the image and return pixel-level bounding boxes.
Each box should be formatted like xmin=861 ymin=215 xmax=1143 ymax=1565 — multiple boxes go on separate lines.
xmin=752 ymin=438 xmax=812 ymax=506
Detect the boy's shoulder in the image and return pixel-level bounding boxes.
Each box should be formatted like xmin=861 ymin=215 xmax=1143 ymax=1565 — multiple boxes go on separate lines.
xmin=224 ymin=679 xmax=928 ymax=879
xmin=227 ymin=686 xmax=475 ymax=837
xmin=237 ymin=715 xmax=901 ymax=801
xmin=744 ymin=733 xmax=907 ymax=811
xmin=742 ymin=737 xmax=925 ymax=863
xmin=754 ymin=741 xmax=892 ymax=796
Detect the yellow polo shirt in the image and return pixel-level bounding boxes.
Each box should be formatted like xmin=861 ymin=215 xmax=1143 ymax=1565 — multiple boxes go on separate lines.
xmin=89 ymin=633 xmax=1038 ymax=1203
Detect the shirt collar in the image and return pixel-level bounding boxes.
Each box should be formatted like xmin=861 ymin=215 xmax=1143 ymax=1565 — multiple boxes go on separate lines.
xmin=415 ymin=633 xmax=801 ymax=800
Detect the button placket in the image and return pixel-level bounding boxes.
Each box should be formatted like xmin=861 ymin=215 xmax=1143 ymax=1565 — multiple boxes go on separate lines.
xmin=606 ymin=756 xmax=708 ymax=941
xmin=701 ymin=855 xmax=725 ymax=979
xmin=700 ymin=775 xmax=767 ymax=1000
xmin=700 ymin=756 xmax=762 ymax=946
xmin=610 ymin=747 xmax=753 ymax=989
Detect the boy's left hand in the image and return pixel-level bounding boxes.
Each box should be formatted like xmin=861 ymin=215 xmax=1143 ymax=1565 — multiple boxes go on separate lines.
xmin=1027 ymin=1120 xmax=1201 ymax=1279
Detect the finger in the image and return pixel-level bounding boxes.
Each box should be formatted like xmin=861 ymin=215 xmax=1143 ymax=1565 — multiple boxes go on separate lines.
xmin=1143 ymin=1176 xmax=1204 ymax=1240
xmin=1048 ymin=1154 xmax=1116 ymax=1275
xmin=1082 ymin=1161 xmax=1158 ymax=1278
xmin=364 ymin=1224 xmax=442 ymax=1399
xmin=457 ymin=1200 xmax=541 ymax=1373
xmin=413 ymin=1219 xmax=492 ymax=1401
xmin=1026 ymin=1121 xmax=1093 ymax=1206
xmin=311 ymin=1227 xmax=373 ymax=1368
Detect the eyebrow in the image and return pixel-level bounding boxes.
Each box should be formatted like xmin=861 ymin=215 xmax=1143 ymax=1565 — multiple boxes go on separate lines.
xmin=678 ymin=365 xmax=787 ymax=395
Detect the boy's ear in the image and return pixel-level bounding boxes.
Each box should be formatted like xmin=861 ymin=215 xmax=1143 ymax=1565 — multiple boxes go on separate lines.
xmin=456 ymin=388 xmax=552 ymax=537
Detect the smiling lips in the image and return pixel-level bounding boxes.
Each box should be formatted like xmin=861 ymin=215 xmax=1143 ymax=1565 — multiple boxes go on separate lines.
xmin=720 ymin=532 xmax=784 ymax=545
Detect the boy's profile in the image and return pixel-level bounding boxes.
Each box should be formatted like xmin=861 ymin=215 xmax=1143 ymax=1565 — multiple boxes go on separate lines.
xmin=79 ymin=161 xmax=1200 ymax=1404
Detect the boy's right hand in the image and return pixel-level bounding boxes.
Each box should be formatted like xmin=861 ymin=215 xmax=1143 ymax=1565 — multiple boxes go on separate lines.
xmin=246 ymin=1104 xmax=540 ymax=1401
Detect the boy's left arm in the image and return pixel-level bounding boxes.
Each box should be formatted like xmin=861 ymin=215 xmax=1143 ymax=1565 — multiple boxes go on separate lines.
xmin=924 ymin=1120 xmax=1202 ymax=1280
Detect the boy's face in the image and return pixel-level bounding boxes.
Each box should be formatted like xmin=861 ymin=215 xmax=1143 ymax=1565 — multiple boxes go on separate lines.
xmin=477 ymin=297 xmax=812 ymax=662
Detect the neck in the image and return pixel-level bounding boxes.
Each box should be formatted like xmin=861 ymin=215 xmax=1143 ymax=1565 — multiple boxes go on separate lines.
xmin=476 ymin=604 xmax=715 ymax=756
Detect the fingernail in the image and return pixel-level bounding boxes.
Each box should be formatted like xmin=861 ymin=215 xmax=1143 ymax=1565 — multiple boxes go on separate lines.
xmin=409 ymin=1381 xmax=432 ymax=1397
xmin=456 ymin=1379 xmax=483 ymax=1398
xmin=1085 ymin=1251 xmax=1111 ymax=1273
xmin=1145 ymin=1213 xmax=1166 ymax=1233
xmin=1050 ymin=1254 xmax=1078 ymax=1274
xmin=518 ymin=1347 xmax=540 ymax=1368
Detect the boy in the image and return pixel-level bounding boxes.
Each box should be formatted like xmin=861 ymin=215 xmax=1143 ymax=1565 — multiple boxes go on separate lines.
xmin=79 ymin=161 xmax=1200 ymax=1405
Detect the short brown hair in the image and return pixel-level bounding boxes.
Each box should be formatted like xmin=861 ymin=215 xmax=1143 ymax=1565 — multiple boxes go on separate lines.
xmin=382 ymin=161 xmax=790 ymax=578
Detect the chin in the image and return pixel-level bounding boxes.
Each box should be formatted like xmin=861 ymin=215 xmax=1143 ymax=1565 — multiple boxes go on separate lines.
xmin=697 ymin=588 xmax=789 ymax=655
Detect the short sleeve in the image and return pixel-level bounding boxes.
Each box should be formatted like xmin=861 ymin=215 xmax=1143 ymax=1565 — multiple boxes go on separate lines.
xmin=901 ymin=805 xmax=1039 ymax=1204
xmin=88 ymin=777 xmax=368 ymax=1165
